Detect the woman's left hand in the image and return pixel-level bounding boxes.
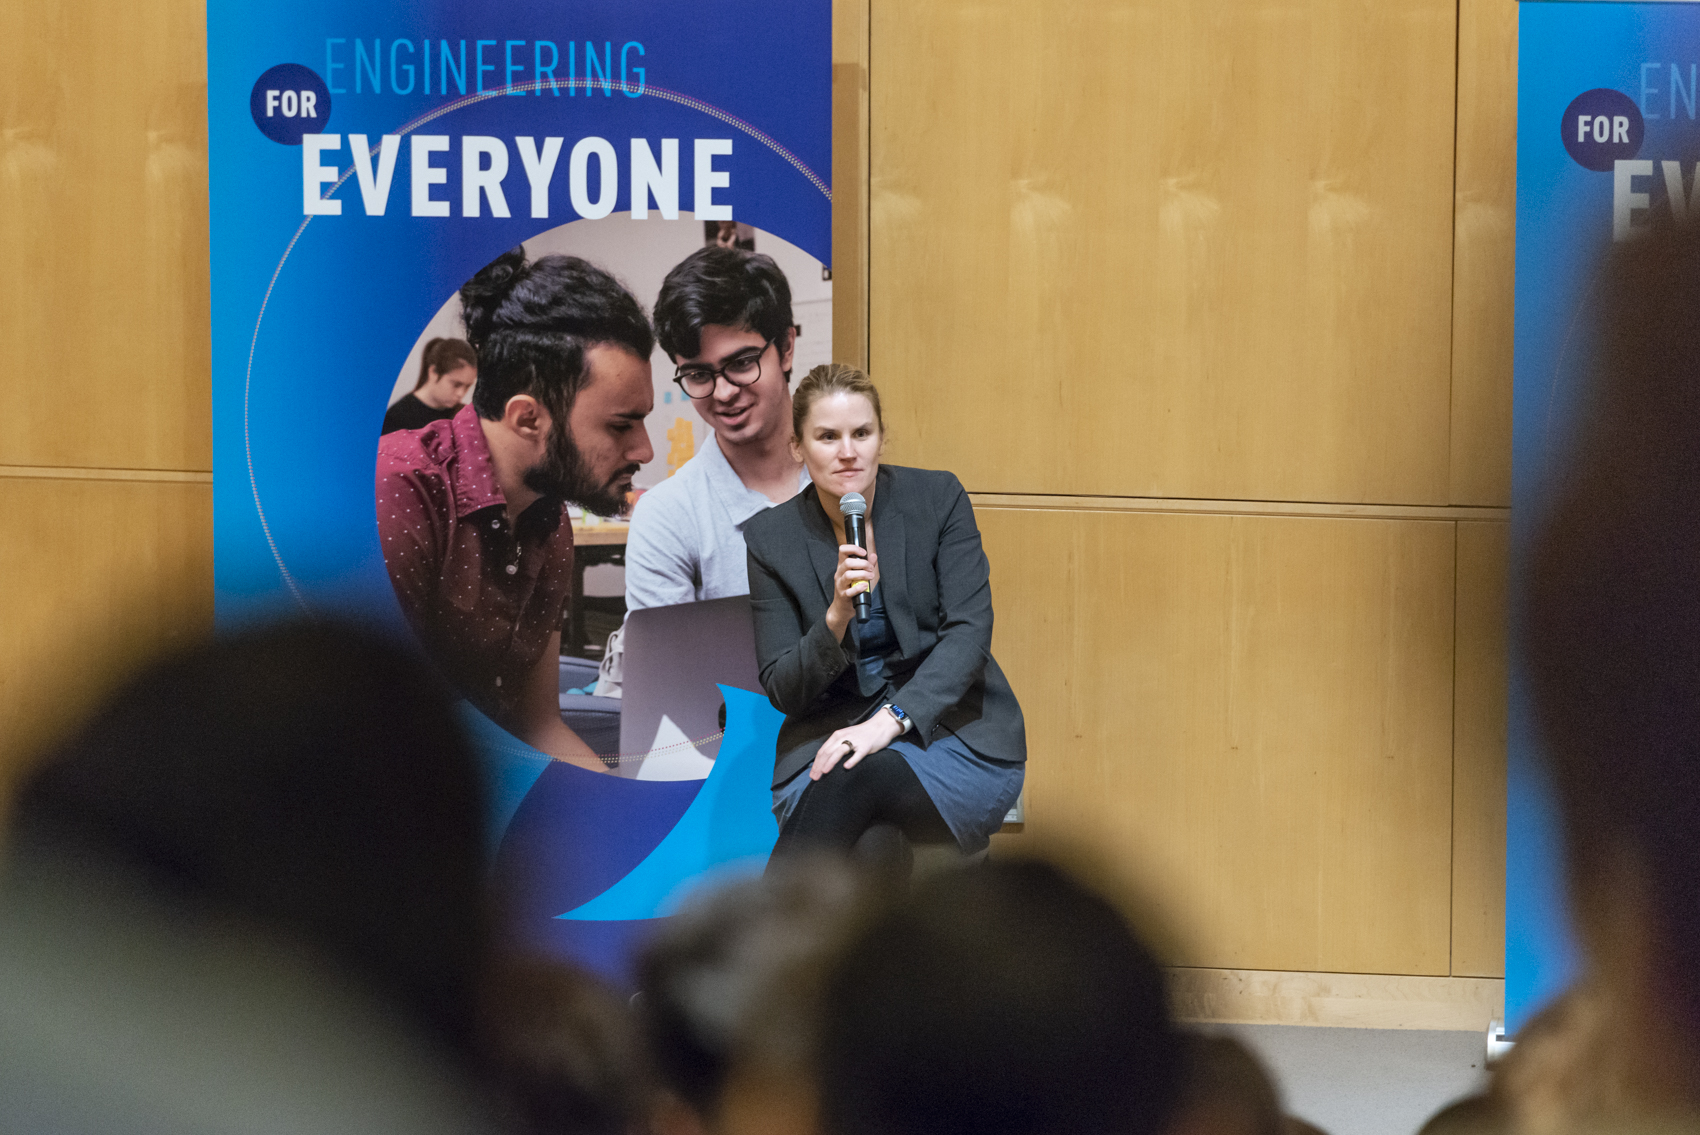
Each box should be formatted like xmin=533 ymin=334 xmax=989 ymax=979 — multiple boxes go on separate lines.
xmin=811 ymin=711 xmax=904 ymax=781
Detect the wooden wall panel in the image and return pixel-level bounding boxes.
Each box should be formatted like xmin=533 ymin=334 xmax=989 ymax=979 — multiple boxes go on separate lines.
xmin=979 ymin=507 xmax=1456 ymax=975
xmin=0 ymin=0 xmax=211 ymax=472
xmin=1450 ymin=0 xmax=1518 ymax=507
xmin=0 ymin=477 xmax=214 ymax=796
xmin=869 ymin=0 xmax=1459 ymax=505
xmin=1452 ymin=521 xmax=1509 ymax=976
xmin=833 ymin=0 xmax=870 ymax=372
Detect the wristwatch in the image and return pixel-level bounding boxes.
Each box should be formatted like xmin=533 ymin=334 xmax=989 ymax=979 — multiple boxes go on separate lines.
xmin=883 ymin=703 xmax=912 ymax=733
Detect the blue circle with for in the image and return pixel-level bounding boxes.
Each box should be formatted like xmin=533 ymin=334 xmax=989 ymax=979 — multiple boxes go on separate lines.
xmin=1561 ymin=88 xmax=1643 ymax=173
xmin=250 ymin=64 xmax=332 ymax=145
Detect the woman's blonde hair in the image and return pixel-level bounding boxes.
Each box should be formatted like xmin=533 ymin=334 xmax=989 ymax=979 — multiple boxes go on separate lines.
xmin=791 ymin=362 xmax=885 ymax=440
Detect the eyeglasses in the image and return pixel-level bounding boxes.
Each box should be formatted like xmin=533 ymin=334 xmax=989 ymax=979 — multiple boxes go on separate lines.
xmin=673 ymin=338 xmax=775 ymax=400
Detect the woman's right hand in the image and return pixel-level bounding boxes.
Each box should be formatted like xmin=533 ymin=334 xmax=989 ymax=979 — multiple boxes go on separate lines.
xmin=825 ymin=543 xmax=879 ymax=637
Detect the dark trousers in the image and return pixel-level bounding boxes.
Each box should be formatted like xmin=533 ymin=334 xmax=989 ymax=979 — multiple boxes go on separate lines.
xmin=770 ymin=749 xmax=956 ymax=880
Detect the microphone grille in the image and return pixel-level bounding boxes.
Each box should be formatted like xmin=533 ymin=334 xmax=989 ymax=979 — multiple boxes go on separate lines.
xmin=839 ymin=492 xmax=867 ymax=517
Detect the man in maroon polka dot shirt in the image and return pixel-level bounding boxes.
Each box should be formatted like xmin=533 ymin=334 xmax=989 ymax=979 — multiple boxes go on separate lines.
xmin=377 ymin=249 xmax=654 ymax=770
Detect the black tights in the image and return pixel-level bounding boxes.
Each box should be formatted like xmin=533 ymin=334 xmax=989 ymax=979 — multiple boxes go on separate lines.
xmin=770 ymin=749 xmax=957 ymax=870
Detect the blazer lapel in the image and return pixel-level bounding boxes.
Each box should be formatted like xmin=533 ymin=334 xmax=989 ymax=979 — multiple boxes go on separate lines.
xmin=871 ymin=467 xmax=917 ymax=657
xmin=800 ymin=485 xmax=839 ymax=610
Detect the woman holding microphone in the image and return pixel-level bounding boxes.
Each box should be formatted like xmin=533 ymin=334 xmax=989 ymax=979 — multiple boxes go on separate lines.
xmin=744 ymin=364 xmax=1026 ymax=862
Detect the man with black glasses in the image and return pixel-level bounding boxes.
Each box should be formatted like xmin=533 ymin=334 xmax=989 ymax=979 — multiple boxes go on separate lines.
xmin=621 ymin=246 xmax=808 ymax=618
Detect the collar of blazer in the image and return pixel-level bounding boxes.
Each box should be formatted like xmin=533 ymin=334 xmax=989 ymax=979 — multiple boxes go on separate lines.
xmin=800 ymin=465 xmax=915 ymax=657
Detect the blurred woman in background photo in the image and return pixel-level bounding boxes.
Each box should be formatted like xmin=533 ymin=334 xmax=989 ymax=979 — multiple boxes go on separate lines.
xmin=382 ymin=337 xmax=478 ymax=435
xmin=744 ymin=364 xmax=1026 ymax=872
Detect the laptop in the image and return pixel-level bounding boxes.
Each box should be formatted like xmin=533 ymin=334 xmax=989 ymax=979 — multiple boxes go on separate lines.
xmin=617 ymin=595 xmax=764 ymax=780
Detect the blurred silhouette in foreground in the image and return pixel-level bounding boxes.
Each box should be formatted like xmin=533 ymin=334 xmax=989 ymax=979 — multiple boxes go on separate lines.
xmin=817 ymin=857 xmax=1182 ymax=1135
xmin=1417 ymin=1091 xmax=1504 ymax=1135
xmin=1520 ymin=223 xmax=1700 ymax=1127
xmin=0 ymin=620 xmax=494 ymax=1133
xmin=1166 ymin=1032 xmax=1328 ymax=1135
xmin=636 ymin=857 xmax=872 ymax=1135
xmin=480 ymin=956 xmax=655 ymax=1135
xmin=1411 ymin=985 xmax=1623 ymax=1135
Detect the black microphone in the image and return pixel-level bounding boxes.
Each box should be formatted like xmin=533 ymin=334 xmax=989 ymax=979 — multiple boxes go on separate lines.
xmin=840 ymin=492 xmax=871 ymax=623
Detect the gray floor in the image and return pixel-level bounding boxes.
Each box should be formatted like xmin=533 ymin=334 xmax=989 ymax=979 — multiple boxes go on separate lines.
xmin=1214 ymin=1024 xmax=1489 ymax=1135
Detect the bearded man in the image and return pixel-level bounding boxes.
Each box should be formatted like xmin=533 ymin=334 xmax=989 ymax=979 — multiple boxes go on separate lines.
xmin=376 ymin=248 xmax=654 ymax=769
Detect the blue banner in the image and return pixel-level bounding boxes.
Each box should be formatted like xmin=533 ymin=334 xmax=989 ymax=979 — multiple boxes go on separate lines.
xmin=207 ymin=0 xmax=829 ymax=978
xmin=1512 ymin=0 xmax=1700 ymax=1030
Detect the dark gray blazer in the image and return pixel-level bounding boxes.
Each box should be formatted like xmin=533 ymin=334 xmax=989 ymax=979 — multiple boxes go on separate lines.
xmin=744 ymin=464 xmax=1027 ymax=789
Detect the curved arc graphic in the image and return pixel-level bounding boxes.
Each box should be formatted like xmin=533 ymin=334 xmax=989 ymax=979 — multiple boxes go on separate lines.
xmin=557 ymin=686 xmax=783 ymax=921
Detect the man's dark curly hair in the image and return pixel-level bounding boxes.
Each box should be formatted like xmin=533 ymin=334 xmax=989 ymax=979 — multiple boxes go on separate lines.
xmin=653 ymin=246 xmax=793 ymax=365
xmin=459 ymin=247 xmax=654 ymax=421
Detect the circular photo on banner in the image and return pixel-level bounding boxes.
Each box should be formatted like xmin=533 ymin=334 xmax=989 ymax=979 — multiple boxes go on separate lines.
xmin=373 ymin=214 xmax=830 ymax=763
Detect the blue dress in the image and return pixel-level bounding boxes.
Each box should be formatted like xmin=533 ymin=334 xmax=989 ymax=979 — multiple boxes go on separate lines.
xmin=771 ymin=586 xmax=1024 ymax=854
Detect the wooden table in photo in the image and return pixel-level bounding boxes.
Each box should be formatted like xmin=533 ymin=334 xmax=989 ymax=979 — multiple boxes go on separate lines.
xmin=568 ymin=521 xmax=628 ymax=659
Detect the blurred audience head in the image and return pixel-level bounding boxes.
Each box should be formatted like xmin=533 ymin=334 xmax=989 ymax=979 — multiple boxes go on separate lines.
xmin=1488 ymin=985 xmax=1625 ymax=1135
xmin=1166 ymin=1033 xmax=1284 ymax=1135
xmin=8 ymin=618 xmax=489 ymax=1053
xmin=636 ymin=857 xmax=869 ymax=1135
xmin=1523 ymin=223 xmax=1700 ymax=1102
xmin=817 ymin=857 xmax=1182 ymax=1135
xmin=1415 ymin=1095 xmax=1501 ymax=1135
xmin=480 ymin=957 xmax=653 ymax=1135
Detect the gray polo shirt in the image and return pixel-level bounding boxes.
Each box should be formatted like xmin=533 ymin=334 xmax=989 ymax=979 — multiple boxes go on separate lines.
xmin=625 ymin=435 xmax=810 ymax=611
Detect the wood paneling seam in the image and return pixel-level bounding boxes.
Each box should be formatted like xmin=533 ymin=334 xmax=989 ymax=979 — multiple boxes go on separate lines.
xmin=970 ymin=494 xmax=1508 ymax=523
xmin=0 ymin=465 xmax=213 ymax=484
xmin=1449 ymin=521 xmax=1460 ymax=976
